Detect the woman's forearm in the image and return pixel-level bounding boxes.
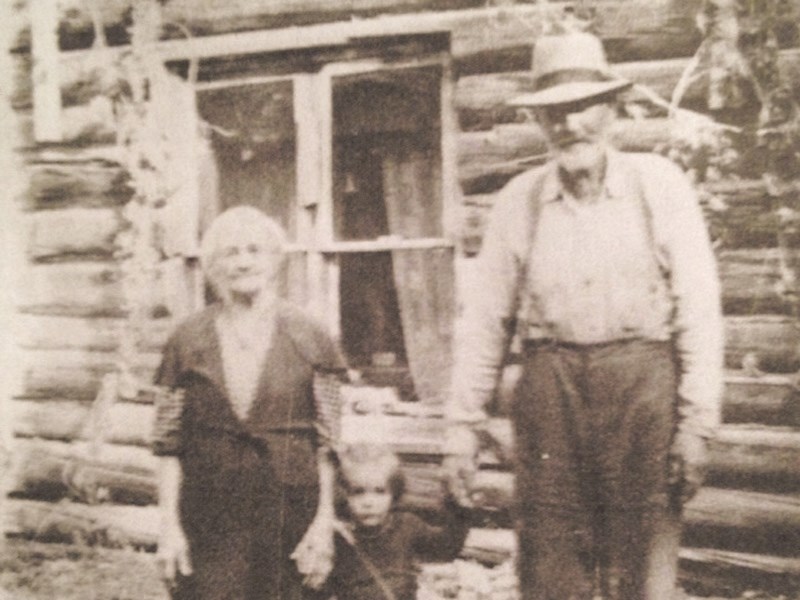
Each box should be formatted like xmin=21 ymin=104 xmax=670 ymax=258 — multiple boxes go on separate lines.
xmin=315 ymin=448 xmax=335 ymax=519
xmin=158 ymin=455 xmax=183 ymax=528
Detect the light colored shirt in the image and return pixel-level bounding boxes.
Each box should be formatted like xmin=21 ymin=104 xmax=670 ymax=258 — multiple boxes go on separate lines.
xmin=450 ymin=149 xmax=724 ymax=438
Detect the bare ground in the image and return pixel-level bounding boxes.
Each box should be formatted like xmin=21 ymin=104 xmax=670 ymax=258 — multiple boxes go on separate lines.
xmin=0 ymin=538 xmax=167 ymax=600
xmin=0 ymin=538 xmax=796 ymax=600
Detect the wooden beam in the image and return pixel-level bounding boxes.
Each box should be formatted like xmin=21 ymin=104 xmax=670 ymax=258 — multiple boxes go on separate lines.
xmin=9 ymin=438 xmax=158 ymax=506
xmin=5 ymin=498 xmax=158 ymax=548
xmin=18 ymin=348 xmax=161 ymax=401
xmin=26 ymin=208 xmax=122 ymax=260
xmin=11 ymin=399 xmax=154 ymax=446
xmin=719 ymin=248 xmax=800 ymax=315
xmin=457 ymin=119 xmax=677 ymax=193
xmin=457 ymin=247 xmax=800 ymax=323
xmin=24 ymin=162 xmax=131 ymax=211
xmin=459 ymin=532 xmax=800 ymax=590
xmin=724 ymin=315 xmax=800 ymax=373
xmin=54 ymin=2 xmax=696 ymax=61
xmin=18 ymin=262 xmax=183 ymax=319
xmin=456 ymin=49 xmax=800 ymax=131
xmin=679 ymin=547 xmax=800 ymax=594
xmin=17 ymin=314 xmax=170 ymax=353
xmin=724 ymin=372 xmax=800 ymax=426
xmin=708 ymin=426 xmax=800 ymax=492
xmin=685 ymin=488 xmax=800 ymax=556
xmin=30 ymin=0 xmax=62 ymax=142
xmin=444 ymin=474 xmax=800 ymax=556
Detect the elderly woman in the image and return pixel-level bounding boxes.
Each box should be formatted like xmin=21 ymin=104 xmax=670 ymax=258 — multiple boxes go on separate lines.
xmin=152 ymin=206 xmax=344 ymax=600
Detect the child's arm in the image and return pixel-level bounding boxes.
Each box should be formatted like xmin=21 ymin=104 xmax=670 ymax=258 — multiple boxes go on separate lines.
xmin=410 ymin=495 xmax=471 ymax=561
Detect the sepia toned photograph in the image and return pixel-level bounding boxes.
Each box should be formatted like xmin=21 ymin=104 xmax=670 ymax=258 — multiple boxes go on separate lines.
xmin=1 ymin=1 xmax=799 ymax=599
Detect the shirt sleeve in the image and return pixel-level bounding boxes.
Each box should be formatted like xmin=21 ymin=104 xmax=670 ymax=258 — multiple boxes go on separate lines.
xmin=447 ymin=177 xmax=529 ymax=423
xmin=656 ymin=159 xmax=725 ymax=438
xmin=151 ymin=335 xmax=187 ymax=456
xmin=409 ymin=498 xmax=470 ymax=561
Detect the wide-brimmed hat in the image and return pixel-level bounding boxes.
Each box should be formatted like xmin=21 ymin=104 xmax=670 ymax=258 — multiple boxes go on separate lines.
xmin=509 ymin=32 xmax=631 ymax=107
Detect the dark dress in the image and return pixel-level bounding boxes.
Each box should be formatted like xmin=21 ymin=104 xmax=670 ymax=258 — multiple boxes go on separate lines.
xmin=152 ymin=301 xmax=345 ymax=600
xmin=328 ymin=505 xmax=469 ymax=600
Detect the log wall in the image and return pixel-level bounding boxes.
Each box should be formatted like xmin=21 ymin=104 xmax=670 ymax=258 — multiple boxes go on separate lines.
xmin=7 ymin=0 xmax=800 ymax=592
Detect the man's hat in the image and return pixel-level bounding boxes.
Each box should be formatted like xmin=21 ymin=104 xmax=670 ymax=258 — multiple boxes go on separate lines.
xmin=509 ymin=32 xmax=631 ymax=107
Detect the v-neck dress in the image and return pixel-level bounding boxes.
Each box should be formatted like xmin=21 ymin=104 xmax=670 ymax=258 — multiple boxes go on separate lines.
xmin=153 ymin=301 xmax=346 ymax=600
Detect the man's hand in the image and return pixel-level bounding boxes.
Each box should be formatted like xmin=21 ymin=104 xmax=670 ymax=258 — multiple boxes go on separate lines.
xmin=157 ymin=523 xmax=193 ymax=587
xmin=291 ymin=513 xmax=334 ymax=590
xmin=668 ymin=430 xmax=709 ymax=506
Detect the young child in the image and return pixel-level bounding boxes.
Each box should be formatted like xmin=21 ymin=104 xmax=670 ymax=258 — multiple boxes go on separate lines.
xmin=327 ymin=443 xmax=470 ymax=600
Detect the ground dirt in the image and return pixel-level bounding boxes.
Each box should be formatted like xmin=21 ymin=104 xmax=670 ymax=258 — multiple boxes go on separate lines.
xmin=0 ymin=538 xmax=796 ymax=600
xmin=0 ymin=538 xmax=167 ymax=600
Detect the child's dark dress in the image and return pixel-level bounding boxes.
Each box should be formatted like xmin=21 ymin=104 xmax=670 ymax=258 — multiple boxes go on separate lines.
xmin=328 ymin=506 xmax=469 ymax=600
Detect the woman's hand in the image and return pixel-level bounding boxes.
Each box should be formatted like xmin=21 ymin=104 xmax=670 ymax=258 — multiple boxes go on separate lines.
xmin=291 ymin=513 xmax=334 ymax=590
xmin=442 ymin=424 xmax=480 ymax=508
xmin=157 ymin=522 xmax=193 ymax=587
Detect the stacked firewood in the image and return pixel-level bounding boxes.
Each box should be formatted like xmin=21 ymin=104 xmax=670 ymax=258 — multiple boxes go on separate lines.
xmin=418 ymin=559 xmax=518 ymax=600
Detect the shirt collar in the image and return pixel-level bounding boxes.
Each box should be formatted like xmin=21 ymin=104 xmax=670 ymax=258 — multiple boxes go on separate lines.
xmin=541 ymin=147 xmax=627 ymax=203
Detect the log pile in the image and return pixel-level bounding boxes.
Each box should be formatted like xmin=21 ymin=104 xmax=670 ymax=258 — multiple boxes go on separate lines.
xmin=6 ymin=0 xmax=800 ymax=594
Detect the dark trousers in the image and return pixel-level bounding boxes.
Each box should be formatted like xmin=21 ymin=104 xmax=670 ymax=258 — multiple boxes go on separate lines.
xmin=512 ymin=339 xmax=682 ymax=600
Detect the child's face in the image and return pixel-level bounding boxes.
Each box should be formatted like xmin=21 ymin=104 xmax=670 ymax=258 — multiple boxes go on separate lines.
xmin=345 ymin=467 xmax=393 ymax=528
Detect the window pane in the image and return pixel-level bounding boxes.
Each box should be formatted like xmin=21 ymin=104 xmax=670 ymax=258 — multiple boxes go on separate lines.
xmin=332 ymin=66 xmax=442 ymax=241
xmin=197 ymin=80 xmax=297 ymax=241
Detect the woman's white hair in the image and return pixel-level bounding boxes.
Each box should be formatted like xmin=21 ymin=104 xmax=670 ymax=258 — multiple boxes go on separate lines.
xmin=200 ymin=206 xmax=288 ymax=276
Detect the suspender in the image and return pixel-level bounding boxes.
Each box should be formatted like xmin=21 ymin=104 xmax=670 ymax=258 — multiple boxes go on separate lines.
xmin=507 ymin=157 xmax=663 ymax=345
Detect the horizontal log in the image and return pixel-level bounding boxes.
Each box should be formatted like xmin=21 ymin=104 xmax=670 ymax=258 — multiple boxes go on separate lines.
xmin=17 ymin=314 xmax=171 ymax=352
xmin=10 ymin=438 xmax=158 ymax=506
xmin=24 ymin=161 xmax=130 ymax=211
xmin=27 ymin=208 xmax=123 ymax=260
xmin=719 ymin=248 xmax=800 ymax=314
xmin=12 ymin=399 xmax=154 ymax=447
xmin=724 ymin=315 xmax=800 ymax=373
xmin=457 ymin=49 xmax=800 ymax=131
xmin=18 ymin=262 xmax=176 ymax=319
xmin=5 ymin=498 xmax=158 ymax=549
xmin=47 ymin=1 xmax=705 ymax=61
xmin=707 ymin=426 xmax=800 ymax=492
xmin=494 ymin=369 xmax=800 ymax=426
xmin=9 ymin=437 xmax=454 ymax=509
xmin=459 ymin=531 xmax=800 ymax=592
xmin=458 ymin=119 xmax=675 ymax=193
xmin=724 ymin=372 xmax=800 ymax=426
xmin=451 ymin=472 xmax=800 ymax=555
xmin=679 ymin=547 xmax=800 ymax=595
xmin=10 ymin=52 xmax=33 ymax=111
xmin=19 ymin=262 xmax=127 ymax=318
xmin=459 ymin=234 xmax=800 ymax=317
xmin=18 ymin=349 xmax=161 ymax=401
xmin=685 ymin=488 xmax=800 ymax=556
xmin=460 ymin=179 xmax=782 ymax=252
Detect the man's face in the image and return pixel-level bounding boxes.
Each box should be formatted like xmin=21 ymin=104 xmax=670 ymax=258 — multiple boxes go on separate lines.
xmin=535 ymin=96 xmax=617 ymax=173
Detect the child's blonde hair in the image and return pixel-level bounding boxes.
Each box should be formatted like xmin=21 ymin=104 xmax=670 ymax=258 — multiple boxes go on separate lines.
xmin=337 ymin=443 xmax=405 ymax=501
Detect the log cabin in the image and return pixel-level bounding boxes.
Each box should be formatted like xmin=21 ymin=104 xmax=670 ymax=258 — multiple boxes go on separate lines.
xmin=3 ymin=0 xmax=800 ymax=592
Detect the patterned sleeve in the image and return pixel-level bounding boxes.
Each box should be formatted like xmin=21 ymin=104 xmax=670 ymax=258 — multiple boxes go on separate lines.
xmin=151 ymin=335 xmax=186 ymax=456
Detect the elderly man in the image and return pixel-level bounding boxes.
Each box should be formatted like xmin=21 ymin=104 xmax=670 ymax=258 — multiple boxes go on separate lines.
xmin=446 ymin=32 xmax=723 ymax=600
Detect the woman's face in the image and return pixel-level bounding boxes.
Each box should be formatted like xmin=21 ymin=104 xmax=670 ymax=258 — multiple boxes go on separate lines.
xmin=345 ymin=467 xmax=393 ymax=528
xmin=210 ymin=223 xmax=281 ymax=300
